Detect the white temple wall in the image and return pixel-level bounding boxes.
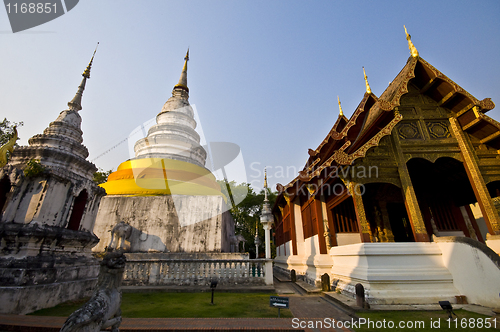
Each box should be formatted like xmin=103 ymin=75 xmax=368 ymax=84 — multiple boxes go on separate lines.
xmin=304 ymin=234 xmax=319 ymax=257
xmin=435 ymin=238 xmax=500 ymax=307
xmin=80 ymin=195 xmax=103 ymax=232
xmin=336 ymin=233 xmax=362 ymax=246
xmin=5 ymin=178 xmax=74 ymax=227
xmin=293 ymin=200 xmax=305 ymax=256
xmin=34 ymin=180 xmax=72 ymax=226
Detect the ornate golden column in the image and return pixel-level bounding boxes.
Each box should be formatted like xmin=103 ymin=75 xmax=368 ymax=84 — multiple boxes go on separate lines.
xmin=348 ymin=181 xmax=372 ymax=242
xmin=391 ymin=132 xmax=430 ymax=242
xmin=449 ymin=116 xmax=500 ymax=235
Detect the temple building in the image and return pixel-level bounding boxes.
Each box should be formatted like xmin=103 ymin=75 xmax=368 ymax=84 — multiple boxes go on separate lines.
xmin=273 ymin=28 xmax=500 ymax=307
xmin=93 ymin=51 xmax=235 ymax=254
xmin=0 ymin=52 xmax=105 ymax=314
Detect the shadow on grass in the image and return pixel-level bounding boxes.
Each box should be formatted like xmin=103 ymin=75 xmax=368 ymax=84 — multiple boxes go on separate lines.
xmin=29 ymin=292 xmax=293 ymax=318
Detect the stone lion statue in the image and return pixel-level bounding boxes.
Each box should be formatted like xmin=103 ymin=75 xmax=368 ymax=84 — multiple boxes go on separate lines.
xmin=60 ymin=251 xmax=126 ymax=332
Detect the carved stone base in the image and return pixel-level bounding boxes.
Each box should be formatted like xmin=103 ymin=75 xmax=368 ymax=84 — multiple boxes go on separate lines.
xmin=329 ymin=243 xmax=459 ymax=304
xmin=93 ymin=195 xmax=234 ymax=253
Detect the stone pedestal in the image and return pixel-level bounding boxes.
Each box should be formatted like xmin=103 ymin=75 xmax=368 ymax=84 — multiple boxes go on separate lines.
xmin=93 ymin=195 xmax=234 ymax=253
xmin=329 ymin=243 xmax=459 ymax=305
xmin=0 ymin=223 xmax=100 ymax=314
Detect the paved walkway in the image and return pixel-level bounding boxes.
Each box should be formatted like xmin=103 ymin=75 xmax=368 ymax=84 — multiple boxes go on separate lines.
xmin=276 ymin=281 xmax=355 ymax=332
xmin=0 ymin=279 xmax=356 ymax=332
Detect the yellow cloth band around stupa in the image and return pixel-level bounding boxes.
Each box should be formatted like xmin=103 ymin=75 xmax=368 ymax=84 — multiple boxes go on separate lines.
xmin=100 ymin=158 xmax=226 ymax=199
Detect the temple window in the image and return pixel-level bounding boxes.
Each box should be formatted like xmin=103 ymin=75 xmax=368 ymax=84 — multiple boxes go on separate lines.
xmin=331 ymin=197 xmax=359 ymax=233
xmin=67 ymin=189 xmax=87 ymax=231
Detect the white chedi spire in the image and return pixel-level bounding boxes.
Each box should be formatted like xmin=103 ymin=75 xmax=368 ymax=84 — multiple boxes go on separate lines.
xmin=133 ymin=50 xmax=207 ymax=167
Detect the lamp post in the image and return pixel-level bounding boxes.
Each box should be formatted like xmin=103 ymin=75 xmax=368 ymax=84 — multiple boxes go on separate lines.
xmin=260 ymin=170 xmax=274 ymax=285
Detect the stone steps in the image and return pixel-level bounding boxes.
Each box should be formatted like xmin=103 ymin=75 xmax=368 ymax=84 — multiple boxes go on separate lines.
xmin=294 ymin=280 xmax=321 ymax=294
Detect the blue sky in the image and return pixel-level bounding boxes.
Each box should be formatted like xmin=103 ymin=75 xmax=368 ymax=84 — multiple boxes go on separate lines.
xmin=1 ymin=1 xmax=499 ymax=191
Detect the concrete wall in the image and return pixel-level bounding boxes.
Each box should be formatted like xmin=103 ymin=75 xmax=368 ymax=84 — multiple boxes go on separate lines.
xmin=93 ymin=194 xmax=234 ymax=253
xmin=435 ymin=236 xmax=500 ymax=307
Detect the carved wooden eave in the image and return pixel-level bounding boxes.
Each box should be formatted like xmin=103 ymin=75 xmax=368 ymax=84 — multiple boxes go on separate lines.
xmin=310 ymin=114 xmax=348 ymax=161
xmin=407 ymin=58 xmax=498 ymax=149
xmin=274 ymin=54 xmax=498 ymax=212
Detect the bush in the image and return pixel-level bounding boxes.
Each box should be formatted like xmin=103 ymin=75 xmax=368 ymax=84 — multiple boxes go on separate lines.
xmin=24 ymin=159 xmax=46 ymax=178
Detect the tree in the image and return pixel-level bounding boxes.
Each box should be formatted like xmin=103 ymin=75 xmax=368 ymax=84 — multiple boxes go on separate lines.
xmin=219 ymin=180 xmax=276 ymax=258
xmin=0 ymin=118 xmax=23 ymax=146
xmin=93 ymin=169 xmax=113 ymax=185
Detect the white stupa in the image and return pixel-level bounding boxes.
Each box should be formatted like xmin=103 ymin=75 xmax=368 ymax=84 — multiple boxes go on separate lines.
xmin=93 ymin=51 xmax=235 ymax=254
xmin=134 ymin=50 xmax=207 ymax=167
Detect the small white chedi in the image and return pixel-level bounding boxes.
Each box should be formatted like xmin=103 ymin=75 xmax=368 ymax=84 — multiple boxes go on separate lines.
xmin=0 ymin=51 xmax=106 ymax=314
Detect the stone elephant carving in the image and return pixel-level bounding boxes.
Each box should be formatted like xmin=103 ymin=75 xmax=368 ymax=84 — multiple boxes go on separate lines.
xmin=108 ymin=221 xmax=132 ymax=251
xmin=230 ymin=234 xmax=246 ymax=253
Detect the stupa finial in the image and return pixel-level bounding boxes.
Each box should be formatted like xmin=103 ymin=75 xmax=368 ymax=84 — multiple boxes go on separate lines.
xmin=337 ymin=96 xmax=344 ymax=117
xmin=363 ymin=67 xmax=372 ymax=94
xmin=68 ymin=43 xmax=99 ymax=111
xmin=264 ymin=168 xmax=269 ymax=202
xmin=174 ymin=48 xmax=189 ymax=91
xmin=404 ymin=25 xmax=419 ymax=58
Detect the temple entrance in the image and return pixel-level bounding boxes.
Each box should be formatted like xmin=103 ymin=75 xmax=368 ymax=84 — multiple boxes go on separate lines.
xmin=67 ymin=190 xmax=87 ymax=231
xmin=0 ymin=175 xmax=11 ymax=213
xmin=387 ymin=203 xmax=414 ymax=242
xmin=363 ymin=183 xmax=413 ymax=242
xmin=407 ymin=157 xmax=483 ymax=241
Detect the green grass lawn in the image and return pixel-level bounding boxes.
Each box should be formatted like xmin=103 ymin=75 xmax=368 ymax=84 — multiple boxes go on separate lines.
xmin=353 ymin=309 xmax=499 ymax=332
xmin=29 ymin=292 xmax=293 ymax=318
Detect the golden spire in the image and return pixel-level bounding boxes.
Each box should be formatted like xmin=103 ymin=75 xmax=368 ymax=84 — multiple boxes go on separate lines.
xmin=363 ymin=67 xmax=372 ymax=94
xmin=82 ymin=42 xmax=99 ymax=79
xmin=263 ymin=167 xmax=269 ymax=202
xmin=68 ymin=43 xmax=99 ymax=111
xmin=174 ymin=48 xmax=189 ymax=91
xmin=404 ymin=25 xmax=419 ymax=58
xmin=337 ymin=96 xmax=344 ymax=117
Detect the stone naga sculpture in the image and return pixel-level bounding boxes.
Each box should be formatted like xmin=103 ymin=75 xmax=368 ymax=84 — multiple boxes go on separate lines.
xmin=108 ymin=221 xmax=132 ymax=251
xmin=0 ymin=126 xmax=17 ymax=168
xmin=60 ymin=251 xmax=126 ymax=332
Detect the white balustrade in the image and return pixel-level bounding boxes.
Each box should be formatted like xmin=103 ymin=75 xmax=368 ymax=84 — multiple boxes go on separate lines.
xmin=122 ymin=258 xmax=268 ymax=286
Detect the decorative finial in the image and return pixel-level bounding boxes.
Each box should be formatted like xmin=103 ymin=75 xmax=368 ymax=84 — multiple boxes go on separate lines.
xmin=68 ymin=43 xmax=99 ymax=111
xmin=174 ymin=48 xmax=189 ymax=92
xmin=82 ymin=42 xmax=99 ymax=79
xmin=404 ymin=25 xmax=419 ymax=58
xmin=363 ymin=67 xmax=372 ymax=94
xmin=263 ymin=168 xmax=269 ymax=202
xmin=337 ymin=96 xmax=344 ymax=117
